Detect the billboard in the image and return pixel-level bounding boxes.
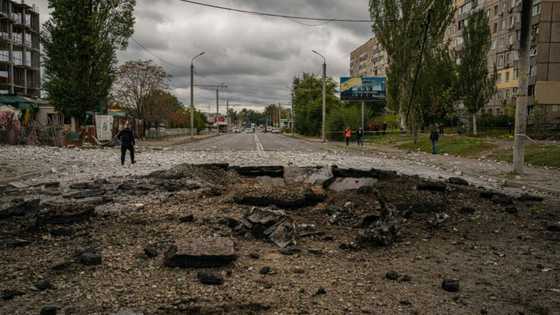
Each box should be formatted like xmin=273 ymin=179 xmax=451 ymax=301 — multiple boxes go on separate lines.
xmin=340 ymin=77 xmax=386 ymax=101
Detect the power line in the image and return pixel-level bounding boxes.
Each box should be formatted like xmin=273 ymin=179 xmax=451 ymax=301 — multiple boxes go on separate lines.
xmin=130 ymin=37 xmax=184 ymax=70
xmin=176 ymin=0 xmax=372 ymax=23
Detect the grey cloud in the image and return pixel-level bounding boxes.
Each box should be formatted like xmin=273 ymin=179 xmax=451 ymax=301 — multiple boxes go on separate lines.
xmin=32 ymin=0 xmax=372 ymax=110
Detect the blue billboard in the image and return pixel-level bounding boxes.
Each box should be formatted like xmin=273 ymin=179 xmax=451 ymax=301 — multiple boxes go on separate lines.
xmin=340 ymin=77 xmax=386 ymax=101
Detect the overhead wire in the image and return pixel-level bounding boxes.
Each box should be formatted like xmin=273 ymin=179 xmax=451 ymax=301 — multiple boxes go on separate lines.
xmin=176 ymin=0 xmax=373 ymax=23
xmin=129 ymin=37 xmax=184 ymax=71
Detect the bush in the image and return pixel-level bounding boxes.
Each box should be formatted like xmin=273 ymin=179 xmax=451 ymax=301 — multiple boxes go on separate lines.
xmin=478 ymin=114 xmax=513 ymax=129
xmin=326 ymin=105 xmax=361 ymax=140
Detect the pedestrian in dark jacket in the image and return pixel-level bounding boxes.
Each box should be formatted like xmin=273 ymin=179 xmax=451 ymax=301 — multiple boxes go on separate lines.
xmin=430 ymin=127 xmax=440 ymax=155
xmin=117 ymin=121 xmax=135 ymax=165
xmin=357 ymin=128 xmax=364 ymax=146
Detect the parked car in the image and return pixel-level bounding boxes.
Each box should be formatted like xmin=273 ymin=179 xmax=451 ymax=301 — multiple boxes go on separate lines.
xmin=271 ymin=128 xmax=281 ymax=134
xmin=232 ymin=128 xmax=240 ymax=133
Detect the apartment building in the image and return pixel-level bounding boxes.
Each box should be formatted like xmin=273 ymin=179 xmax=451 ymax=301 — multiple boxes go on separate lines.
xmin=448 ymin=0 xmax=559 ymax=120
xmin=351 ymin=0 xmax=560 ymax=122
xmin=349 ymin=36 xmax=388 ymax=78
xmin=0 ymin=0 xmax=40 ymax=98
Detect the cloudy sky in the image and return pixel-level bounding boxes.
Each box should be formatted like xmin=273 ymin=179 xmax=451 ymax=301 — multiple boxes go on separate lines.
xmin=33 ymin=0 xmax=373 ymax=113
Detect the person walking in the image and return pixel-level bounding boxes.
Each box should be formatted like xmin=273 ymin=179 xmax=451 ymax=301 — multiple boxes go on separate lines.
xmin=430 ymin=126 xmax=440 ymax=155
xmin=356 ymin=128 xmax=364 ymax=146
xmin=117 ymin=121 xmax=136 ymax=165
xmin=344 ymin=127 xmax=352 ymax=147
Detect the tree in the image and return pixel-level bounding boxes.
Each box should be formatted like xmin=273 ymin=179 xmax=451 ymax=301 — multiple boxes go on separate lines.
xmin=168 ymin=107 xmax=206 ymax=131
xmin=112 ymin=60 xmax=169 ymax=124
xmin=292 ymin=73 xmax=340 ymax=136
xmin=457 ymin=10 xmax=496 ymax=136
xmin=369 ymin=0 xmax=454 ymax=141
xmin=417 ymin=46 xmax=458 ymax=128
xmin=43 ymin=0 xmax=135 ymax=123
xmin=143 ymin=89 xmax=181 ymax=128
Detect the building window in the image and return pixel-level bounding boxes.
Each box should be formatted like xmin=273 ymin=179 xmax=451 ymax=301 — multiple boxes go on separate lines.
xmin=497 ymin=55 xmax=505 ymax=68
xmin=491 ymin=39 xmax=497 ymax=50
xmin=529 ymin=65 xmax=537 ymax=77
xmin=532 ymin=3 xmax=541 ymax=16
xmin=497 ymin=72 xmax=502 ymax=82
xmin=493 ymin=22 xmax=498 ymax=33
xmin=494 ymin=5 xmax=498 ymax=16
xmin=506 ymin=71 xmax=510 ymax=82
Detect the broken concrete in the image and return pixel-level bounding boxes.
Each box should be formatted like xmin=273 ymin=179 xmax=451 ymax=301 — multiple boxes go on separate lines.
xmin=328 ymin=178 xmax=377 ymax=192
xmin=231 ymin=165 xmax=284 ymax=178
xmin=0 ymin=199 xmax=40 ymax=220
xmin=331 ymin=165 xmax=397 ymax=179
xmin=36 ymin=203 xmax=95 ymax=226
xmin=233 ymin=187 xmax=325 ymax=209
xmin=164 ymin=238 xmax=237 ymax=268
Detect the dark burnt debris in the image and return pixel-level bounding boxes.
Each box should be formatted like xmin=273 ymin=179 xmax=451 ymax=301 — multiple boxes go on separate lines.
xmin=0 ymin=163 xmax=556 ymax=314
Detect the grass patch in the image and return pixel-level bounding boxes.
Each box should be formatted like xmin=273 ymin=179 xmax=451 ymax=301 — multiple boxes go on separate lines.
xmin=396 ymin=134 xmax=495 ymax=157
xmin=493 ymin=144 xmax=560 ymax=168
xmin=364 ymin=132 xmax=413 ymax=145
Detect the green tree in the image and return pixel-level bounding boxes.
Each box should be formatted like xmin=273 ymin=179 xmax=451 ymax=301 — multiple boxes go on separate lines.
xmin=143 ymin=89 xmax=181 ymax=128
xmin=292 ymin=73 xmax=340 ymax=136
xmin=369 ymin=0 xmax=454 ymax=141
xmin=326 ymin=104 xmax=360 ymax=140
xmin=417 ymin=46 xmax=458 ymax=127
xmin=43 ymin=0 xmax=136 ymax=123
xmin=457 ymin=10 xmax=496 ymax=135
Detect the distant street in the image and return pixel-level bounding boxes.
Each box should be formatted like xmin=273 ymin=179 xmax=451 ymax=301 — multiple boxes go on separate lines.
xmin=178 ymin=132 xmax=325 ymax=153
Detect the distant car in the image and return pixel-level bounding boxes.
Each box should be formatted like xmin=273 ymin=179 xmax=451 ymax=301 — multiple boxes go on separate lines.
xmin=244 ymin=128 xmax=254 ymax=133
xmin=271 ymin=128 xmax=281 ymax=134
xmin=232 ymin=128 xmax=240 ymax=133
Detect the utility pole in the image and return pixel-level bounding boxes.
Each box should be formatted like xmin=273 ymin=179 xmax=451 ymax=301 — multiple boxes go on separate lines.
xmin=226 ymin=99 xmax=229 ymax=133
xmin=513 ymin=0 xmax=532 ymax=174
xmin=194 ymin=83 xmax=227 ymax=134
xmin=291 ymin=102 xmax=294 ymax=135
xmin=361 ymin=101 xmax=365 ymax=131
xmin=190 ymin=52 xmax=205 ymax=138
xmin=216 ymin=88 xmax=219 ymax=116
xmin=312 ymin=50 xmax=327 ymax=142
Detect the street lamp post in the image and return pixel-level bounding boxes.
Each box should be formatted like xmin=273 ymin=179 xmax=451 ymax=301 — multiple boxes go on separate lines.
xmin=190 ymin=52 xmax=205 ymax=138
xmin=312 ymin=50 xmax=327 ymax=143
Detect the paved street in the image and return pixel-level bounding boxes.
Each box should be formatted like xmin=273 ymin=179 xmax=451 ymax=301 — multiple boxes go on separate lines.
xmin=2 ymin=133 xmax=560 ymax=198
xmin=178 ymin=132 xmax=325 ymax=153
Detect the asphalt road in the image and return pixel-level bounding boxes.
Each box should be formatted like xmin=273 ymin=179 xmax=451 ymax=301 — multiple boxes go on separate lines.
xmin=177 ymin=132 xmax=325 ymax=153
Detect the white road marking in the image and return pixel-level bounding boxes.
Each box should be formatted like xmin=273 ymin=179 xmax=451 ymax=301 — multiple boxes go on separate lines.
xmin=254 ymin=134 xmax=268 ymax=158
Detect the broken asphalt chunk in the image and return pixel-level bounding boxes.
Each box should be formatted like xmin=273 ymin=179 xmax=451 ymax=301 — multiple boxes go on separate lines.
xmin=448 ymin=177 xmax=469 ymax=186
xmin=231 ymin=165 xmax=284 ymax=178
xmin=164 ymin=238 xmax=237 ymax=268
xmin=441 ymin=279 xmax=460 ymax=292
xmin=197 ymin=272 xmax=224 ymax=285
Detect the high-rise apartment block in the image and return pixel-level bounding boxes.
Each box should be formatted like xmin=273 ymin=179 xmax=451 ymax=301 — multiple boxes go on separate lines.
xmin=349 ymin=37 xmax=388 ymax=78
xmin=350 ymin=0 xmax=560 ymax=121
xmin=0 ymin=0 xmax=40 ymax=98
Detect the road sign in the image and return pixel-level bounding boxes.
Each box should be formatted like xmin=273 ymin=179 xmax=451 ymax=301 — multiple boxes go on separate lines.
xmin=340 ymin=77 xmax=386 ymax=101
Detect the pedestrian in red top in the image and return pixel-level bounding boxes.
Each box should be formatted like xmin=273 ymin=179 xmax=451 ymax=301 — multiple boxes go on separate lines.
xmin=344 ymin=127 xmax=352 ymax=147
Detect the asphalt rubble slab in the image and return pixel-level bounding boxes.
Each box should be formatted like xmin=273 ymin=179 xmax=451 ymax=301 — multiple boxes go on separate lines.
xmin=0 ymin=163 xmax=559 ymax=314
